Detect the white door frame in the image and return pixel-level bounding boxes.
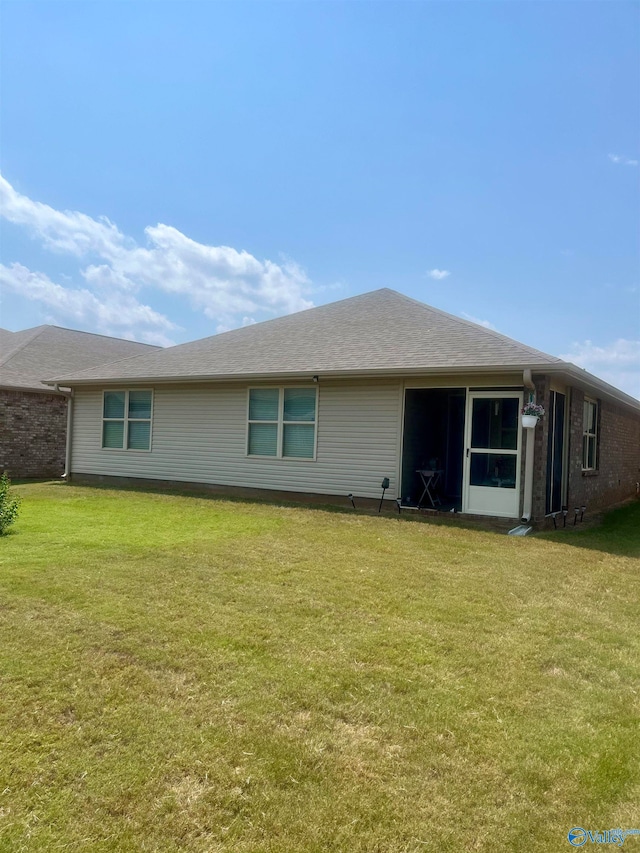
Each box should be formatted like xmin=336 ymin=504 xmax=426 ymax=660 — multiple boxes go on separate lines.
xmin=462 ymin=390 xmax=523 ymax=518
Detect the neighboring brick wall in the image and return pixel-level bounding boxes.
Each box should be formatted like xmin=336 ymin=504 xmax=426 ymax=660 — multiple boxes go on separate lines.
xmin=0 ymin=390 xmax=68 ymax=478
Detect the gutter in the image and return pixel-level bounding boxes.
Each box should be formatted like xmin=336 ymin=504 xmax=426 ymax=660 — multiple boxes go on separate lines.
xmin=61 ymin=386 xmax=74 ymax=480
xmin=0 ymin=382 xmax=70 ymax=395
xmin=543 ymin=362 xmax=640 ymax=411
xmin=521 ymin=370 xmax=536 ymax=523
xmin=42 ymin=362 xmax=555 ymax=388
xmin=40 ymin=361 xmax=639 ymax=412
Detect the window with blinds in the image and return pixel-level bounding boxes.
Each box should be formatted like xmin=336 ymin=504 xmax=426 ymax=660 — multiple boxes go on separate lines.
xmin=582 ymin=397 xmax=599 ymax=471
xmin=102 ymin=390 xmax=153 ymax=451
xmin=248 ymin=387 xmax=317 ymax=459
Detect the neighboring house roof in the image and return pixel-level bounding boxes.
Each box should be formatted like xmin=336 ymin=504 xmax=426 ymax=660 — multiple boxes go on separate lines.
xmin=0 ymin=325 xmax=161 ymax=393
xmin=0 ymin=328 xmax=15 ymax=349
xmin=45 ymin=289 xmax=639 ymax=411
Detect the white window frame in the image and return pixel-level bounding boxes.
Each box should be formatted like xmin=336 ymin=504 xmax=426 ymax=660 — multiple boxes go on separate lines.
xmin=582 ymin=397 xmax=599 ymax=471
xmin=247 ymin=386 xmax=318 ymax=460
xmin=102 ymin=389 xmax=154 ymax=452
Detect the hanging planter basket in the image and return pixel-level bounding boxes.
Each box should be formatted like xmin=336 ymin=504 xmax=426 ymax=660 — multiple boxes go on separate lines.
xmin=521 ymin=403 xmax=545 ymax=429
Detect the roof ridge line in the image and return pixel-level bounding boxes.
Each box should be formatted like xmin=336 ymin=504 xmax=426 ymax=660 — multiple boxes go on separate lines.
xmin=37 ymin=324 xmax=162 ymax=347
xmin=146 ymin=289 xmax=392 ymax=349
xmin=385 ymin=289 xmax=561 ymax=360
xmin=42 ymin=346 xmax=169 ymax=383
xmin=0 ymin=325 xmax=49 ymax=367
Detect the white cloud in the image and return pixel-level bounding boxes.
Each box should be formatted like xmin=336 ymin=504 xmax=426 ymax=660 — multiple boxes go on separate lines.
xmin=559 ymin=339 xmax=640 ymax=400
xmin=608 ymin=153 xmax=638 ymax=167
xmin=427 ymin=269 xmax=451 ymax=280
xmin=0 ymin=174 xmax=313 ymax=339
xmin=0 ymin=262 xmax=178 ymax=346
xmin=0 ymin=175 xmax=132 ymax=257
xmin=461 ymin=311 xmax=498 ymax=331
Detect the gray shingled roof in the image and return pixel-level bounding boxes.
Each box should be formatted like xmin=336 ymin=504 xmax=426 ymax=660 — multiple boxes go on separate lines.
xmin=48 ymin=289 xmax=561 ymax=386
xmin=0 ymin=328 xmax=15 ymax=349
xmin=0 ymin=325 xmax=161 ymax=392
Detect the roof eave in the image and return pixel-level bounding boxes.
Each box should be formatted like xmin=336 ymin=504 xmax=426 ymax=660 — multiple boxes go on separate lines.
xmin=44 ymin=362 xmax=557 ymax=387
xmin=1 ymin=382 xmax=69 ymax=395
xmin=43 ymin=360 xmax=640 ymax=411
xmin=541 ymin=362 xmax=640 ymax=412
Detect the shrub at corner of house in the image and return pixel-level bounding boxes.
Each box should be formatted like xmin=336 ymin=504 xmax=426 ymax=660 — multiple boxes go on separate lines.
xmin=0 ymin=473 xmax=21 ymax=536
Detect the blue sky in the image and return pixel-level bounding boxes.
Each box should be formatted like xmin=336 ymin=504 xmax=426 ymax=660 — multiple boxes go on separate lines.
xmin=1 ymin=1 xmax=638 ymax=396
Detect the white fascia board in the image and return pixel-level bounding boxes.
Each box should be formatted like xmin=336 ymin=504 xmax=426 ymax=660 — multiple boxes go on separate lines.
xmin=43 ymin=361 xmax=640 ymax=412
xmin=538 ymin=362 xmax=640 ymax=412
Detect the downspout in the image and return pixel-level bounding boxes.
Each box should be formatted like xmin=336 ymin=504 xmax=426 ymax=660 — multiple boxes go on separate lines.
xmin=60 ymin=386 xmax=74 ymax=480
xmin=521 ymin=370 xmax=536 ymax=523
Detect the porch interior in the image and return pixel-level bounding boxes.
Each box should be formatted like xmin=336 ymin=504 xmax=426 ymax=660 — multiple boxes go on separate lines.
xmin=401 ymin=388 xmax=465 ymax=511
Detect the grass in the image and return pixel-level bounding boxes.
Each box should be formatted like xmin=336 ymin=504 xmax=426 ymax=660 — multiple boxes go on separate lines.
xmin=0 ymin=483 xmax=638 ymax=852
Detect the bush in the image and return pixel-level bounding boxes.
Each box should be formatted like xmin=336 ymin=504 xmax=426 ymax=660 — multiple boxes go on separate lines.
xmin=0 ymin=473 xmax=20 ymax=535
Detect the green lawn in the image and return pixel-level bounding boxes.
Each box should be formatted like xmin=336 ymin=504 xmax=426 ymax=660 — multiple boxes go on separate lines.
xmin=1 ymin=483 xmax=639 ymax=853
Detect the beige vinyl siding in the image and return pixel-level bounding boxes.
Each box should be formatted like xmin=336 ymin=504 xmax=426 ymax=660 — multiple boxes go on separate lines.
xmin=71 ymin=380 xmax=402 ymax=499
xmin=403 ymin=372 xmax=524 ymax=390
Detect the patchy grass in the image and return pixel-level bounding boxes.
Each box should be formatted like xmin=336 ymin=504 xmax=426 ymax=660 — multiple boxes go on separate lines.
xmin=0 ymin=483 xmax=638 ymax=852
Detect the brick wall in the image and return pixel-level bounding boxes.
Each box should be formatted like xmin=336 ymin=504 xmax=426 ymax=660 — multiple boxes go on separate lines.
xmin=531 ymin=381 xmax=640 ymax=522
xmin=530 ymin=376 xmax=550 ymax=521
xmin=0 ymin=390 xmax=68 ymax=478
xmin=566 ymin=389 xmax=640 ymax=512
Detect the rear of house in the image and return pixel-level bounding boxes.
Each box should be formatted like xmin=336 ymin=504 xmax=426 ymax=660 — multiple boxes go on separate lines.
xmin=49 ymin=291 xmax=640 ymax=525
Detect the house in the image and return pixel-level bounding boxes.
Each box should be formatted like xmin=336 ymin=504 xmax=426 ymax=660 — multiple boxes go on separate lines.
xmin=0 ymin=325 xmax=160 ymax=478
xmin=45 ymin=290 xmax=640 ymax=523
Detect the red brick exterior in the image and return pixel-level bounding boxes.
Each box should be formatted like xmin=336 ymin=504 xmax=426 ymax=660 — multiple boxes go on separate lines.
xmin=531 ymin=376 xmax=550 ymax=521
xmin=532 ymin=380 xmax=640 ymax=523
xmin=0 ymin=389 xmax=68 ymax=478
xmin=566 ymin=389 xmax=640 ymax=512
